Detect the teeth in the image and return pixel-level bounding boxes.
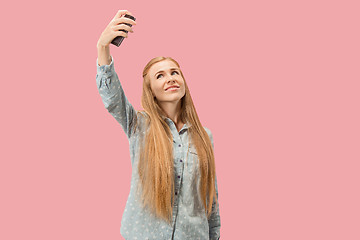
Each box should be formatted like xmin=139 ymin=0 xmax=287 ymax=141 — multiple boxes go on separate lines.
xmin=167 ymin=87 xmax=178 ymax=90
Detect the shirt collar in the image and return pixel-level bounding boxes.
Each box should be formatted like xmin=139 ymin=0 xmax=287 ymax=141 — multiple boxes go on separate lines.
xmin=162 ymin=115 xmax=192 ymax=130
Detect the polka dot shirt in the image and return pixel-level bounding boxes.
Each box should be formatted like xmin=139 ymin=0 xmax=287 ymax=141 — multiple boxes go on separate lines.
xmin=96 ymin=56 xmax=221 ymax=240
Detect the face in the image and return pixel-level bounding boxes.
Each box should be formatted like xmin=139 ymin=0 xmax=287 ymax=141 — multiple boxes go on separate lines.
xmin=148 ymin=60 xmax=186 ymax=103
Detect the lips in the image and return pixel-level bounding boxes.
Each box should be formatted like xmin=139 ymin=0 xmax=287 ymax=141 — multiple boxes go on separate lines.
xmin=165 ymin=85 xmax=180 ymax=91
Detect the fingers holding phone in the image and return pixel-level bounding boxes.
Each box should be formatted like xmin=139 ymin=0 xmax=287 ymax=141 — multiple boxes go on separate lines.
xmin=97 ymin=9 xmax=137 ymax=48
xmin=111 ymin=12 xmax=136 ymax=47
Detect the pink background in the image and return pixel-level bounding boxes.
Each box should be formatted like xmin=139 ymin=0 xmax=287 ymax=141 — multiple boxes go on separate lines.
xmin=1 ymin=0 xmax=359 ymax=239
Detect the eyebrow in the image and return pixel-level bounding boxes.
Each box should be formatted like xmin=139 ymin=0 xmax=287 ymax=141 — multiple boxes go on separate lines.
xmin=154 ymin=68 xmax=180 ymax=77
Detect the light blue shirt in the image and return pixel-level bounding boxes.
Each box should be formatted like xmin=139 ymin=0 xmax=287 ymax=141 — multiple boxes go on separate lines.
xmin=96 ymin=55 xmax=221 ymax=240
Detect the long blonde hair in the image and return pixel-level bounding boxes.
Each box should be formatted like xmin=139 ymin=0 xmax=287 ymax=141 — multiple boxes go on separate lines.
xmin=131 ymin=56 xmax=218 ymax=225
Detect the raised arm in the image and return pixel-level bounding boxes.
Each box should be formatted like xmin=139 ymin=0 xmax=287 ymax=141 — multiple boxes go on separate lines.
xmin=95 ymin=10 xmax=138 ymax=139
xmin=96 ymin=53 xmax=138 ymax=139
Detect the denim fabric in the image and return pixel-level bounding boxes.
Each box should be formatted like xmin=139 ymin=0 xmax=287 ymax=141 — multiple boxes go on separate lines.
xmin=96 ymin=55 xmax=221 ymax=240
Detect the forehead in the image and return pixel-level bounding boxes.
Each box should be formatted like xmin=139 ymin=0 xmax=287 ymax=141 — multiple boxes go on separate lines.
xmin=149 ymin=60 xmax=178 ymax=75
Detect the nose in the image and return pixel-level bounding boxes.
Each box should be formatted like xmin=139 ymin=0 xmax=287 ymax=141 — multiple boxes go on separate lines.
xmin=167 ymin=76 xmax=176 ymax=83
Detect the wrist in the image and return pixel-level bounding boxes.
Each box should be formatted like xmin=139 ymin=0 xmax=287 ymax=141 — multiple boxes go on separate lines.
xmin=97 ymin=42 xmax=109 ymax=49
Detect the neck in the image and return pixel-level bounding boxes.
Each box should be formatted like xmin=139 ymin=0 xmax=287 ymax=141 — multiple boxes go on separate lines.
xmin=158 ymin=99 xmax=182 ymax=124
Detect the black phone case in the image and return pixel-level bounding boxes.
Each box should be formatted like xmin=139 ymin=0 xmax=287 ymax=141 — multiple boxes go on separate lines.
xmin=111 ymin=14 xmax=136 ymax=47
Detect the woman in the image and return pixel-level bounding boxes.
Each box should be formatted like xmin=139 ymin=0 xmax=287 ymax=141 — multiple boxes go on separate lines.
xmin=96 ymin=9 xmax=221 ymax=240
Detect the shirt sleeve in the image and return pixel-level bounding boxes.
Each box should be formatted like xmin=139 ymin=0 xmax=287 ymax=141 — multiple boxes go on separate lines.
xmin=96 ymin=55 xmax=138 ymax=139
xmin=208 ymin=130 xmax=221 ymax=240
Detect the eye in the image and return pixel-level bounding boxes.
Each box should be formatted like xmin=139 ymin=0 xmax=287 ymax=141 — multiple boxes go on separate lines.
xmin=156 ymin=71 xmax=179 ymax=79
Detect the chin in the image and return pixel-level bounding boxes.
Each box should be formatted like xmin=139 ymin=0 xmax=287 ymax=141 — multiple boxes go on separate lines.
xmin=160 ymin=96 xmax=182 ymax=102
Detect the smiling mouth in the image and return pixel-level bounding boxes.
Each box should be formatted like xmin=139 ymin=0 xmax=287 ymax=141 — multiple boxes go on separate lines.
xmin=165 ymin=86 xmax=180 ymax=91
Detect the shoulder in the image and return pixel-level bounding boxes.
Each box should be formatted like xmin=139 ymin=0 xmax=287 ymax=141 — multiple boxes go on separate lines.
xmin=203 ymin=126 xmax=211 ymax=133
xmin=203 ymin=126 xmax=213 ymax=138
xmin=136 ymin=110 xmax=149 ymax=120
xmin=203 ymin=126 xmax=214 ymax=147
xmin=135 ymin=110 xmax=150 ymax=129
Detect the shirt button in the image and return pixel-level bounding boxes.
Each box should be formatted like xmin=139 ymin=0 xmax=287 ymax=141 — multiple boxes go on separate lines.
xmin=180 ymin=159 xmax=183 ymax=162
xmin=178 ymin=144 xmax=181 ymax=147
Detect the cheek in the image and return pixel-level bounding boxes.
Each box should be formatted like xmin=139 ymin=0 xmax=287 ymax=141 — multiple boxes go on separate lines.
xmin=152 ymin=83 xmax=164 ymax=96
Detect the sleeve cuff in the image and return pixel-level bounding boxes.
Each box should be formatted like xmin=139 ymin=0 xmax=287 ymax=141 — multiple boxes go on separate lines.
xmin=96 ymin=55 xmax=114 ymax=78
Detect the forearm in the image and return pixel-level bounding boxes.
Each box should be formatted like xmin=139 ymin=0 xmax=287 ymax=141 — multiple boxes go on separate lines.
xmin=97 ymin=43 xmax=111 ymax=66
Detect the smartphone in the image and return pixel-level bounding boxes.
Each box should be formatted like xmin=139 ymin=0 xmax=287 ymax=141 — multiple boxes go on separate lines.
xmin=111 ymin=14 xmax=136 ymax=47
